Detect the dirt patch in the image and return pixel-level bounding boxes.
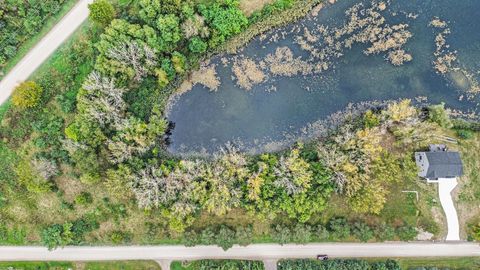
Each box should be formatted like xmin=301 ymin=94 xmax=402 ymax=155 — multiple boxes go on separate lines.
xmin=56 ymin=167 xmax=85 ymax=202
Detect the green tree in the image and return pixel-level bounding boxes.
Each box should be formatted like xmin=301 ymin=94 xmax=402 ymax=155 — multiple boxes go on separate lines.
xmin=199 ymin=1 xmax=248 ymax=47
xmin=156 ymin=14 xmax=182 ymax=52
xmin=428 ymin=103 xmax=452 ymax=128
xmin=41 ymin=223 xmax=74 ymax=250
xmin=271 ymin=225 xmax=291 ymax=245
xmin=352 ymin=222 xmax=374 ymax=242
xmin=88 ymin=0 xmax=116 ymax=26
xmin=216 ymin=226 xmax=236 ymax=251
xmin=11 ymin=81 xmax=43 ymax=109
xmin=189 ymin=37 xmax=208 ymax=53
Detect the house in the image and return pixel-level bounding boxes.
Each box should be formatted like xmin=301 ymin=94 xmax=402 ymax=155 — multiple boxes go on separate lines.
xmin=415 ymin=144 xmax=464 ymax=181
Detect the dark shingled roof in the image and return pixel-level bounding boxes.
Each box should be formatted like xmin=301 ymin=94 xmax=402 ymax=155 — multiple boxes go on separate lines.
xmin=425 ymin=152 xmax=463 ymax=179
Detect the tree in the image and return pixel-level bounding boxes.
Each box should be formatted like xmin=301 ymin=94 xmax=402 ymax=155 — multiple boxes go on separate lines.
xmin=41 ymin=223 xmax=74 ymax=250
xmin=352 ymin=222 xmax=374 ymax=242
xmin=428 ymin=103 xmax=453 ymax=128
xmin=216 ymin=225 xmax=236 ymax=251
xmin=189 ymin=37 xmax=208 ymax=53
xmin=271 ymin=224 xmax=291 ymax=245
xmin=11 ymin=81 xmax=43 ymax=109
xmin=89 ymin=0 xmax=116 ymax=26
xmin=199 ymin=1 xmax=248 ymax=47
xmin=156 ymin=14 xmax=182 ymax=52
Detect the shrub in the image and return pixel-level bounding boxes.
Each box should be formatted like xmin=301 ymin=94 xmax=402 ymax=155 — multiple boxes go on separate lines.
xmin=271 ymin=225 xmax=292 ymax=245
xmin=456 ymin=129 xmax=475 ymax=139
xmin=110 ymin=231 xmax=131 ymax=244
xmin=328 ymin=217 xmax=351 ymax=240
xmin=352 ymin=222 xmax=374 ymax=242
xmin=469 ymin=222 xmax=480 ymax=241
xmin=15 ymin=160 xmax=51 ymax=193
xmin=11 ymin=81 xmax=43 ymax=109
xmin=396 ymin=225 xmax=417 ymax=241
xmin=189 ymin=37 xmax=208 ymax=53
xmin=75 ymin=192 xmax=93 ymax=205
xmin=428 ymin=103 xmax=452 ymax=128
xmin=41 ymin=223 xmax=74 ymax=250
xmin=216 ymin=225 xmax=236 ymax=251
xmin=364 ymin=110 xmax=380 ymax=128
xmin=88 ymin=0 xmax=116 ymax=26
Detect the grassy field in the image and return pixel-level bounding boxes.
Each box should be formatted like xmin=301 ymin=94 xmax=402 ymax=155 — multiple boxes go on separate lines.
xmin=396 ymin=257 xmax=480 ymax=269
xmin=456 ymin=131 xmax=480 ymax=239
xmin=0 ymin=0 xmax=79 ymax=81
xmin=0 ymin=261 xmax=161 ymax=270
xmin=0 ymin=261 xmax=74 ymax=270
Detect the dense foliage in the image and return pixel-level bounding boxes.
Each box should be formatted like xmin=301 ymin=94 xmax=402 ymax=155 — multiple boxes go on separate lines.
xmin=174 ymin=260 xmax=264 ymax=270
xmin=11 ymin=81 xmax=43 ymax=109
xmin=0 ymin=0 xmax=70 ymax=72
xmin=88 ymin=0 xmax=116 ymax=26
xmin=278 ymin=259 xmax=401 ymax=270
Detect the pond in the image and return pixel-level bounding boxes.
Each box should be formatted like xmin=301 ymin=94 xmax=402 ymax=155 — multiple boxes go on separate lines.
xmin=166 ymin=0 xmax=480 ymax=155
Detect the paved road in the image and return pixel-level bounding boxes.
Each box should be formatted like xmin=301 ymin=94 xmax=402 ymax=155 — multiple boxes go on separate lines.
xmin=0 ymin=243 xmax=479 ymax=261
xmin=0 ymin=0 xmax=93 ymax=105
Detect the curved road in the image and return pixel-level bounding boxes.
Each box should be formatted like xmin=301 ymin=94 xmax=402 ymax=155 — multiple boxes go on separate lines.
xmin=0 ymin=0 xmax=94 ymax=105
xmin=0 ymin=243 xmax=479 ymax=261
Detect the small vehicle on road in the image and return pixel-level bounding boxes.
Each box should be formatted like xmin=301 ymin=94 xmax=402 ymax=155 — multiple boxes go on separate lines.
xmin=317 ymin=255 xmax=329 ymax=261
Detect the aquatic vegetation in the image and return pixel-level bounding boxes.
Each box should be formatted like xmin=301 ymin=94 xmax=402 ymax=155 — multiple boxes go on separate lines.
xmin=429 ymin=17 xmax=480 ymax=98
xmin=177 ymin=62 xmax=221 ymax=93
xmin=262 ymin=47 xmax=314 ymax=77
xmin=232 ymin=58 xmax=266 ymax=90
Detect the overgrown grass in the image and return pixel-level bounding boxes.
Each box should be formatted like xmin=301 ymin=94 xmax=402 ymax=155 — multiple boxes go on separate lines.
xmin=0 ymin=261 xmax=73 ymax=270
xmin=0 ymin=0 xmax=79 ymax=81
xmin=0 ymin=261 xmax=161 ymax=270
xmin=82 ymin=261 xmax=161 ymax=270
xmin=395 ymin=257 xmax=480 ymax=269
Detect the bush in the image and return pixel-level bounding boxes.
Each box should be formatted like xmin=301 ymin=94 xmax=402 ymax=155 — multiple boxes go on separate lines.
xmin=41 ymin=223 xmax=74 ymax=250
xmin=456 ymin=129 xmax=475 ymax=139
xmin=352 ymin=222 xmax=374 ymax=242
xmin=189 ymin=37 xmax=208 ymax=53
xmin=75 ymin=192 xmax=93 ymax=205
xmin=396 ymin=225 xmax=417 ymax=241
xmin=11 ymin=81 xmax=43 ymax=109
xmin=88 ymin=0 xmax=116 ymax=26
xmin=428 ymin=103 xmax=452 ymax=128
xmin=328 ymin=217 xmax=351 ymax=240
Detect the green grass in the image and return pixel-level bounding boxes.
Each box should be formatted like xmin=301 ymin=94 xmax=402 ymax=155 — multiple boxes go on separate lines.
xmin=0 ymin=100 xmax=10 ymax=122
xmin=396 ymin=257 xmax=480 ymax=269
xmin=83 ymin=261 xmax=161 ymax=270
xmin=0 ymin=261 xmax=73 ymax=270
xmin=170 ymin=261 xmax=187 ymax=270
xmin=0 ymin=261 xmax=161 ymax=270
xmin=0 ymin=0 xmax=79 ymax=81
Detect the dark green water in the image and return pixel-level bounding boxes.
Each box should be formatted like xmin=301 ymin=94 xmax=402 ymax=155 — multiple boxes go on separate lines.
xmin=167 ymin=0 xmax=480 ymax=155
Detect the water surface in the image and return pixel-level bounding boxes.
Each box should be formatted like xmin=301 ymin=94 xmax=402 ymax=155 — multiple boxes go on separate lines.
xmin=167 ymin=0 xmax=480 ymax=154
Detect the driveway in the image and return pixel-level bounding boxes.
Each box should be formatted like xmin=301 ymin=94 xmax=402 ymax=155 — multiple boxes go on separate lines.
xmin=437 ymin=178 xmax=460 ymax=241
xmin=1 ymin=243 xmax=480 ymax=261
xmin=0 ymin=0 xmax=93 ymax=105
